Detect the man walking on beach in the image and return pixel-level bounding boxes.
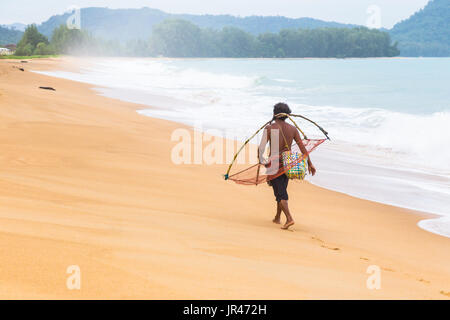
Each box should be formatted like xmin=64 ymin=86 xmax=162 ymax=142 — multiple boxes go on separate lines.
xmin=259 ymin=103 xmax=316 ymax=230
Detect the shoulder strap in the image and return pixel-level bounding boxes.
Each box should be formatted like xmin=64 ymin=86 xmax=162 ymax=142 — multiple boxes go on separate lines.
xmin=275 ymin=122 xmax=290 ymax=150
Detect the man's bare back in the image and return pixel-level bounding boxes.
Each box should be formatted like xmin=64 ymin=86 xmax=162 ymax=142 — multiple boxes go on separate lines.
xmin=266 ymin=120 xmax=301 ymax=155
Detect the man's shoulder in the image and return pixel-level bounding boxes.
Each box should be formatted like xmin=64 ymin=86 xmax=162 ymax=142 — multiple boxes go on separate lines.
xmin=285 ymin=122 xmax=297 ymax=131
xmin=266 ymin=122 xmax=295 ymax=129
xmin=285 ymin=122 xmax=295 ymax=128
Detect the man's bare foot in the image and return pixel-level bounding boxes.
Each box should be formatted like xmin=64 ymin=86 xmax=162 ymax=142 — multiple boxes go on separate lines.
xmin=272 ymin=217 xmax=281 ymax=224
xmin=281 ymin=220 xmax=295 ymax=230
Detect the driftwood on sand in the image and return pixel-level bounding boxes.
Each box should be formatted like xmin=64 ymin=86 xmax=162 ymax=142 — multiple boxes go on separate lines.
xmin=39 ymin=86 xmax=56 ymax=91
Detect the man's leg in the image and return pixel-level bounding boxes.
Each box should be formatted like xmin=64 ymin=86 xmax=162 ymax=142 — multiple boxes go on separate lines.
xmin=280 ymin=199 xmax=294 ymax=229
xmin=273 ymin=201 xmax=282 ymax=224
xmin=271 ymin=175 xmax=293 ymax=229
xmin=279 ymin=175 xmax=294 ymax=229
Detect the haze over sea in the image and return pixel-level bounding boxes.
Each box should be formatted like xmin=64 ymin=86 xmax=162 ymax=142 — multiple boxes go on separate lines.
xmin=37 ymin=57 xmax=450 ymax=237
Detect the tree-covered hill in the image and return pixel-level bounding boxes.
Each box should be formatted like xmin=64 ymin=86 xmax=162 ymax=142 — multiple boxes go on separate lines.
xmin=37 ymin=7 xmax=358 ymax=42
xmin=0 ymin=26 xmax=23 ymax=45
xmin=10 ymin=16 xmax=400 ymax=58
xmin=148 ymin=19 xmax=399 ymax=58
xmin=1 ymin=23 xmax=27 ymax=32
xmin=390 ymin=0 xmax=450 ymax=56
xmin=9 ymin=2 xmax=450 ymax=57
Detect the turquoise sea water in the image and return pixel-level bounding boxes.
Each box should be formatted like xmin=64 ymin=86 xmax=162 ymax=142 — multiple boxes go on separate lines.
xmin=166 ymin=58 xmax=450 ymax=114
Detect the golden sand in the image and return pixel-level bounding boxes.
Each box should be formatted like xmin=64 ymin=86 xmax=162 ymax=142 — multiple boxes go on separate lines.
xmin=0 ymin=58 xmax=448 ymax=299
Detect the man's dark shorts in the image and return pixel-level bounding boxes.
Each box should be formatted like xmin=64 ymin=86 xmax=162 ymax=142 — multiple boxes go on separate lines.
xmin=270 ymin=174 xmax=289 ymax=202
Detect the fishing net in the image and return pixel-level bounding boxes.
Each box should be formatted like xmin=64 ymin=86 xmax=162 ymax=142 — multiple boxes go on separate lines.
xmin=224 ymin=113 xmax=329 ymax=186
xmin=227 ymin=138 xmax=326 ymax=185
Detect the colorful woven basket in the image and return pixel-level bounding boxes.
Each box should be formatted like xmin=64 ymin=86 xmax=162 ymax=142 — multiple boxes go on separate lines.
xmin=282 ymin=151 xmax=308 ymax=180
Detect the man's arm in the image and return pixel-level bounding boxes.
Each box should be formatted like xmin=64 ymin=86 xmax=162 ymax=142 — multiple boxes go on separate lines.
xmin=293 ymin=129 xmax=316 ymax=176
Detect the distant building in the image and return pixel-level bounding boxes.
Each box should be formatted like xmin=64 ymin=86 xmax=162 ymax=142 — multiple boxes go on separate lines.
xmin=5 ymin=44 xmax=16 ymax=51
xmin=0 ymin=44 xmax=15 ymax=55
xmin=0 ymin=48 xmax=13 ymax=55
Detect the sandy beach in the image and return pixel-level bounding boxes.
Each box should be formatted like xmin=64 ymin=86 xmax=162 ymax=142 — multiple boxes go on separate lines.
xmin=0 ymin=57 xmax=449 ymax=299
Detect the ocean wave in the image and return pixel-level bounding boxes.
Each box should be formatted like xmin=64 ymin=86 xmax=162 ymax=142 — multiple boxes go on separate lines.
xmin=89 ymin=59 xmax=259 ymax=90
xmin=301 ymin=104 xmax=450 ymax=172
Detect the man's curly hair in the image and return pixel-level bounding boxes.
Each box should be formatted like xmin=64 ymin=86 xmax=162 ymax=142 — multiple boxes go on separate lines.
xmin=273 ymin=102 xmax=291 ymax=120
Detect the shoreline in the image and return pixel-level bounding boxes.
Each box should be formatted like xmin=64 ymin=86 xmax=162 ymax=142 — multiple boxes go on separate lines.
xmin=33 ymin=57 xmax=449 ymax=238
xmin=0 ymin=57 xmax=449 ymax=299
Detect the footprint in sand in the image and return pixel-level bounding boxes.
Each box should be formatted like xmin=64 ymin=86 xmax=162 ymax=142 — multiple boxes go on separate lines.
xmin=312 ymin=237 xmax=340 ymax=251
xmin=440 ymin=290 xmax=450 ymax=297
xmin=321 ymin=244 xmax=340 ymax=251
xmin=311 ymin=236 xmax=324 ymax=243
xmin=418 ymin=278 xmax=430 ymax=284
xmin=360 ymin=257 xmax=370 ymax=261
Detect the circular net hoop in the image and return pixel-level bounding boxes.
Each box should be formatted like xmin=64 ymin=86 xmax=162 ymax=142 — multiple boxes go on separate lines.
xmin=227 ymin=138 xmax=326 ymax=185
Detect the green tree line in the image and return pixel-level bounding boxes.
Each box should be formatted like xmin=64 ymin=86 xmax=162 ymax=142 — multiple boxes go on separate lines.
xmin=15 ymin=24 xmax=149 ymax=56
xmin=148 ymin=19 xmax=400 ymax=58
xmin=14 ymin=19 xmax=400 ymax=58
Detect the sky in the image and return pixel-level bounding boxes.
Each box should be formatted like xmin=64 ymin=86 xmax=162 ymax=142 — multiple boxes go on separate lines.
xmin=0 ymin=0 xmax=430 ymax=29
